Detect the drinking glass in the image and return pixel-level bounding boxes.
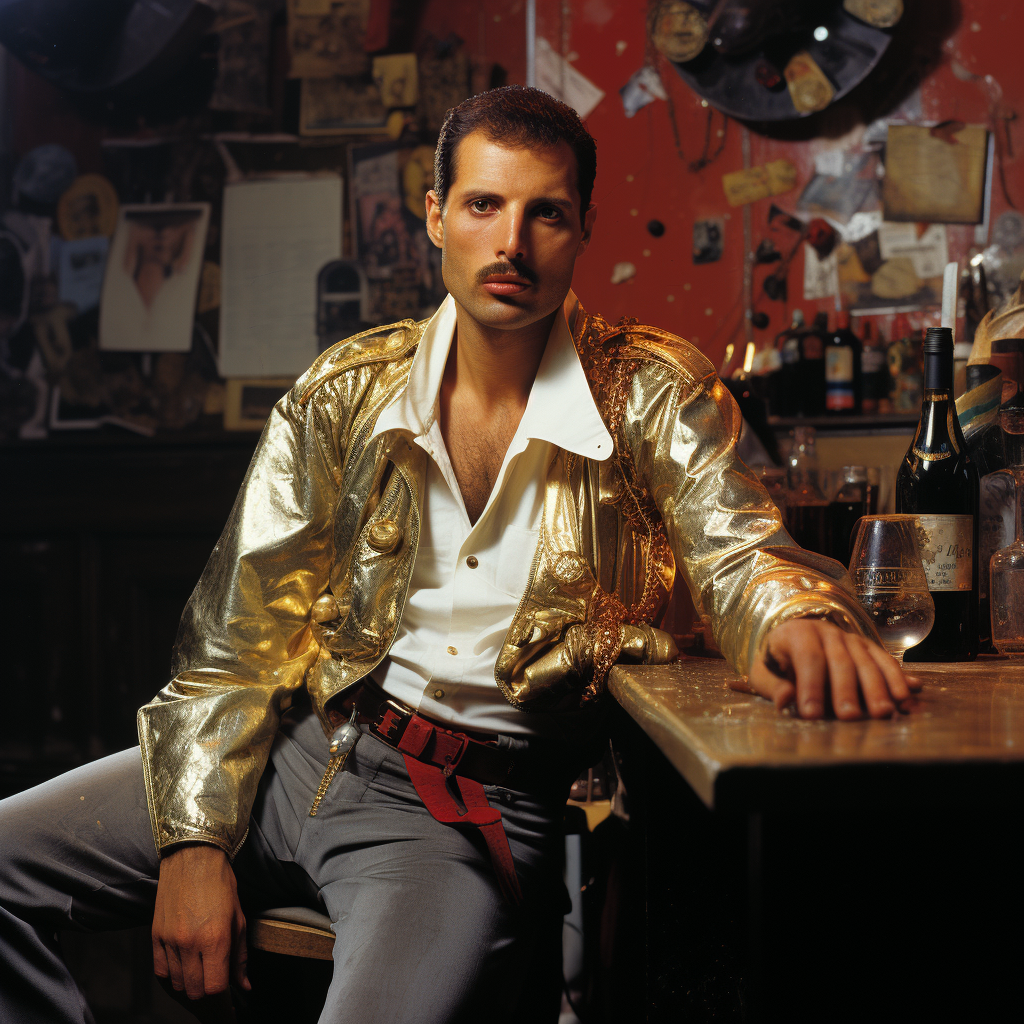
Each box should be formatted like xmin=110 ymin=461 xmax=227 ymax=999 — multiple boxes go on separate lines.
xmin=990 ymin=407 xmax=1024 ymax=654
xmin=849 ymin=515 xmax=935 ymax=662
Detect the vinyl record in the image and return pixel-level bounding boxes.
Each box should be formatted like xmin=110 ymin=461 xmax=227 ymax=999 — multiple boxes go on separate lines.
xmin=667 ymin=2 xmax=893 ymax=121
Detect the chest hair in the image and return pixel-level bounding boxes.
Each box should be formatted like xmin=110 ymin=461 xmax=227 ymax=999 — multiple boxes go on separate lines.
xmin=444 ymin=400 xmax=523 ymax=524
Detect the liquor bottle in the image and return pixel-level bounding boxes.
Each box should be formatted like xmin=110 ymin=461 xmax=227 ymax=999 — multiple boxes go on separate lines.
xmin=895 ymin=326 xmax=980 ymax=661
xmin=887 ymin=314 xmax=923 ymax=415
xmin=785 ymin=425 xmax=829 ymax=555
xmin=828 ymin=465 xmax=872 ymax=565
xmin=773 ymin=309 xmax=805 ymax=416
xmin=798 ymin=312 xmax=827 ymax=416
xmin=860 ymin=319 xmax=887 ymax=414
xmin=825 ymin=311 xmax=862 ymax=415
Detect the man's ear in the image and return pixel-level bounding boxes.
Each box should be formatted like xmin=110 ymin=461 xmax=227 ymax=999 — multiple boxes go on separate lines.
xmin=577 ymin=203 xmax=597 ymax=257
xmin=425 ymin=190 xmax=444 ymax=250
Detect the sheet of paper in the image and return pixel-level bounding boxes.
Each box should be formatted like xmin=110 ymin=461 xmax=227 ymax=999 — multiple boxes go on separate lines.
xmin=803 ymin=243 xmax=839 ymax=300
xmin=878 ymin=222 xmax=948 ymax=279
xmin=57 ymin=235 xmax=109 ymax=311
xmin=535 ymin=37 xmax=604 ymax=119
xmin=219 ymin=176 xmax=342 ymax=377
xmin=882 ymin=124 xmax=988 ymax=223
xmin=100 ymin=203 xmax=209 ymax=352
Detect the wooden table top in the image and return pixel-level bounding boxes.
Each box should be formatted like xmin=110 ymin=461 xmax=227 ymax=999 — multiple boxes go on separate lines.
xmin=608 ymin=657 xmax=1024 ymax=811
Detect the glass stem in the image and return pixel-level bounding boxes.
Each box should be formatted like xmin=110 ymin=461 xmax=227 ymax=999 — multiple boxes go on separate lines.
xmin=1017 ymin=468 xmax=1024 ymax=547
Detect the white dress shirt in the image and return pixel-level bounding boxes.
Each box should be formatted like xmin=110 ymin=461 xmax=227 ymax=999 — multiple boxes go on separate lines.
xmin=369 ymin=291 xmax=612 ymax=735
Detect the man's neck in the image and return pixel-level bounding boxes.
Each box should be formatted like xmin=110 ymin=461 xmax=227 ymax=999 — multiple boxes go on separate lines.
xmin=445 ymin=303 xmax=558 ymax=410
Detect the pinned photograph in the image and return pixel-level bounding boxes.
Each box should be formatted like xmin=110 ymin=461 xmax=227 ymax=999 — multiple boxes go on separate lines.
xmin=99 ymin=203 xmax=210 ymax=352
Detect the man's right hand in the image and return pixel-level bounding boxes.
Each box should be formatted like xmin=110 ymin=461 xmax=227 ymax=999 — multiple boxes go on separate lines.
xmin=152 ymin=843 xmax=251 ymax=999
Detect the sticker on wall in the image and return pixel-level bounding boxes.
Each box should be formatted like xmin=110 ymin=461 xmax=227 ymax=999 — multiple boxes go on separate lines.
xmin=611 ymin=262 xmax=637 ymax=284
xmin=619 ymin=66 xmax=668 ymax=118
xmin=722 ymin=159 xmax=797 ymax=207
xmin=692 ymin=218 xmax=724 ymax=264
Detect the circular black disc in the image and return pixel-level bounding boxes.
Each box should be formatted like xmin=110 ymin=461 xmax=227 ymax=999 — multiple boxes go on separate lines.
xmin=671 ymin=4 xmax=893 ymax=121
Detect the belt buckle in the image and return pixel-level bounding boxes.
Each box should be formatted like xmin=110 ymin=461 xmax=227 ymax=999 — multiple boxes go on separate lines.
xmin=373 ymin=698 xmax=412 ymax=745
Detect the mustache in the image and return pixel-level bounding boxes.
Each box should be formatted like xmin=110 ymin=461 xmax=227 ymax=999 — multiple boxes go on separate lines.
xmin=475 ymin=259 xmax=538 ymax=285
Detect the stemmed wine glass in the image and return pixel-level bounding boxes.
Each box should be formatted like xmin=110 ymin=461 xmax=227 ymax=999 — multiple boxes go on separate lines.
xmin=849 ymin=515 xmax=935 ymax=662
xmin=990 ymin=407 xmax=1024 ymax=654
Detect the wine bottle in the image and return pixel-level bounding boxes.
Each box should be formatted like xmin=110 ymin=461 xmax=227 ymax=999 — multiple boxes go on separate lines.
xmin=798 ymin=312 xmax=827 ymax=416
xmin=773 ymin=308 xmax=804 ymax=416
xmin=895 ymin=326 xmax=980 ymax=661
xmin=825 ymin=311 xmax=862 ymax=415
xmin=860 ymin=319 xmax=887 ymax=415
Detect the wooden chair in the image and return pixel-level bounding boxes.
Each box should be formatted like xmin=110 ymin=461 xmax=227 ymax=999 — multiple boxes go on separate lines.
xmin=248 ymin=906 xmax=335 ymax=961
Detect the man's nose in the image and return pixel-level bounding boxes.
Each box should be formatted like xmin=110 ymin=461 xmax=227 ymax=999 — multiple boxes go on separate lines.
xmin=496 ymin=208 xmax=527 ymax=262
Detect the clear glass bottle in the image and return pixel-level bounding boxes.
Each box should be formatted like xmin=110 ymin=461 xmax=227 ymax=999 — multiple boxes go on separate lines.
xmin=785 ymin=426 xmax=829 ymax=554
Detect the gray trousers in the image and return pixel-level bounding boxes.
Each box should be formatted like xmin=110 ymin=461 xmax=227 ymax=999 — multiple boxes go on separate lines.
xmin=0 ymin=705 xmax=580 ymax=1023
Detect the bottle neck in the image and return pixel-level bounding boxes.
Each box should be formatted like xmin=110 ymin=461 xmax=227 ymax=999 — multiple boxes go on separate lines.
xmin=922 ymin=327 xmax=954 ymax=396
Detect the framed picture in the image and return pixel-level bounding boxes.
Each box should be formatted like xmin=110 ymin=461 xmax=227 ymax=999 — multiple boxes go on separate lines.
xmin=223 ymin=377 xmax=295 ymax=430
xmin=99 ymin=202 xmax=210 ymax=352
xmin=299 ymin=77 xmax=388 ymax=136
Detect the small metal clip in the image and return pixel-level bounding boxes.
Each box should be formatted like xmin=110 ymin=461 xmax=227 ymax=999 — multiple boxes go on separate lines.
xmin=328 ymin=706 xmax=360 ymax=756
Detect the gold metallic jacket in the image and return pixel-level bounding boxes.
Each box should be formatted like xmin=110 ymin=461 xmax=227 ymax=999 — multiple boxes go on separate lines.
xmin=138 ymin=305 xmax=877 ymax=856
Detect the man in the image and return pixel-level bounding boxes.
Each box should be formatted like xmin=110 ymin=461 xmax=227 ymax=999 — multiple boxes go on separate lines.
xmin=0 ymin=86 xmax=917 ymax=1023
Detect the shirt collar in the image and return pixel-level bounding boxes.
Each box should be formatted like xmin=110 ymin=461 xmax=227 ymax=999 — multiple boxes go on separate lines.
xmin=371 ymin=291 xmax=612 ymax=462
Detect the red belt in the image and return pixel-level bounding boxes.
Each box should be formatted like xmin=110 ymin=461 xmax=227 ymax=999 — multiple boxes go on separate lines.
xmin=339 ymin=687 xmax=523 ymax=905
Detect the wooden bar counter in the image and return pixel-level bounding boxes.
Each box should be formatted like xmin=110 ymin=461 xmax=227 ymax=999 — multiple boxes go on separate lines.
xmin=605 ymin=658 xmax=1024 ymax=1023
xmin=609 ymin=657 xmax=1024 ymax=811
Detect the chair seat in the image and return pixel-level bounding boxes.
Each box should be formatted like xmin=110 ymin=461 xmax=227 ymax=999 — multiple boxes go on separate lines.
xmin=249 ymin=906 xmax=334 ymax=961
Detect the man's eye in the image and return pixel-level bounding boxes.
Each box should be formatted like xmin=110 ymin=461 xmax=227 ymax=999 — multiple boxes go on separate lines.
xmin=537 ymin=206 xmax=561 ymax=221
xmin=471 ymin=199 xmax=491 ymax=213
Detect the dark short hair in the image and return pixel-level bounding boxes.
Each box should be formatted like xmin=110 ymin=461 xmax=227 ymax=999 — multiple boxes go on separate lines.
xmin=433 ymin=85 xmax=597 ymax=228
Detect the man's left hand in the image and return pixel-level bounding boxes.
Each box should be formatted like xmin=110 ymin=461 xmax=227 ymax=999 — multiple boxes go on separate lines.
xmin=739 ymin=618 xmax=923 ymax=719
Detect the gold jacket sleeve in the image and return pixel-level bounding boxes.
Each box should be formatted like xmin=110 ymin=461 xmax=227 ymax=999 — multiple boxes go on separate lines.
xmin=623 ymin=356 xmax=880 ymax=676
xmin=136 ymin=384 xmax=339 ymax=857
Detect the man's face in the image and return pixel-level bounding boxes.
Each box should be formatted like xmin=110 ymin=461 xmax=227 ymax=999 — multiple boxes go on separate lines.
xmin=425 ymin=131 xmax=595 ymax=333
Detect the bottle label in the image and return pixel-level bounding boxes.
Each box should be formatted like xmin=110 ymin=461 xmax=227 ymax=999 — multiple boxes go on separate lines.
xmin=915 ymin=514 xmax=973 ymax=591
xmin=825 ymin=347 xmax=854 ymax=382
xmin=862 ymin=349 xmax=885 ymax=374
xmin=826 ymin=388 xmax=855 ymax=411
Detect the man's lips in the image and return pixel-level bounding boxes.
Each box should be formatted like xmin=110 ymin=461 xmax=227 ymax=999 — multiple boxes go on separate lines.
xmin=481 ymin=275 xmax=532 ymax=295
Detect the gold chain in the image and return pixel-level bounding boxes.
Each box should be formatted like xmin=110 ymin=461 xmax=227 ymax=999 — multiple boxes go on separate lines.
xmin=308 ymin=753 xmax=349 ymax=816
xmin=573 ymin=313 xmax=673 ymax=706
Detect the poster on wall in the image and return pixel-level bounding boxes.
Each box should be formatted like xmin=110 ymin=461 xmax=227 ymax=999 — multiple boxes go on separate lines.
xmin=99 ymin=203 xmax=210 ymax=352
xmin=219 ymin=175 xmax=342 ymax=378
xmin=349 ymin=140 xmax=444 ymax=323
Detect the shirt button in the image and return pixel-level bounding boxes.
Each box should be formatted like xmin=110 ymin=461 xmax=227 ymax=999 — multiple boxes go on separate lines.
xmin=447 ymin=646 xmax=458 ymax=656
xmin=433 ymin=688 xmax=445 ymax=700
xmin=466 ymin=555 xmax=479 ymax=568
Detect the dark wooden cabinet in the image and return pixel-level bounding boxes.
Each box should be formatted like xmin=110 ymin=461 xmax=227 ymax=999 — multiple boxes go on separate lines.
xmin=0 ymin=431 xmax=257 ymax=796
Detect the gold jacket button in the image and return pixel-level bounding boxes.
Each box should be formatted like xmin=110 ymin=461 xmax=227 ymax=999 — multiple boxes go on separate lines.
xmin=466 ymin=555 xmax=479 ymax=568
xmin=433 ymin=688 xmax=445 ymax=699
xmin=311 ymin=593 xmax=340 ymax=623
xmin=367 ymin=519 xmax=402 ymax=553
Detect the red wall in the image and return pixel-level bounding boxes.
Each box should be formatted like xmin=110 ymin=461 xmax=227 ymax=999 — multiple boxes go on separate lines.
xmin=422 ymin=0 xmax=1023 ymax=367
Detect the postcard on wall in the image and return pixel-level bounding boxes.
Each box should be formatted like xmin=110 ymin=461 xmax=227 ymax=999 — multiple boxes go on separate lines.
xmin=299 ymin=76 xmax=388 ymax=136
xmin=99 ymin=203 xmax=209 ymax=352
xmin=219 ymin=175 xmax=342 ymax=378
xmin=882 ymin=124 xmax=988 ymax=223
xmin=287 ymin=0 xmax=370 ymax=78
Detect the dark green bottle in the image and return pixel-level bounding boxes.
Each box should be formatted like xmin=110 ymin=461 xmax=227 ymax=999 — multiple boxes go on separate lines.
xmin=895 ymin=327 xmax=979 ymax=661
